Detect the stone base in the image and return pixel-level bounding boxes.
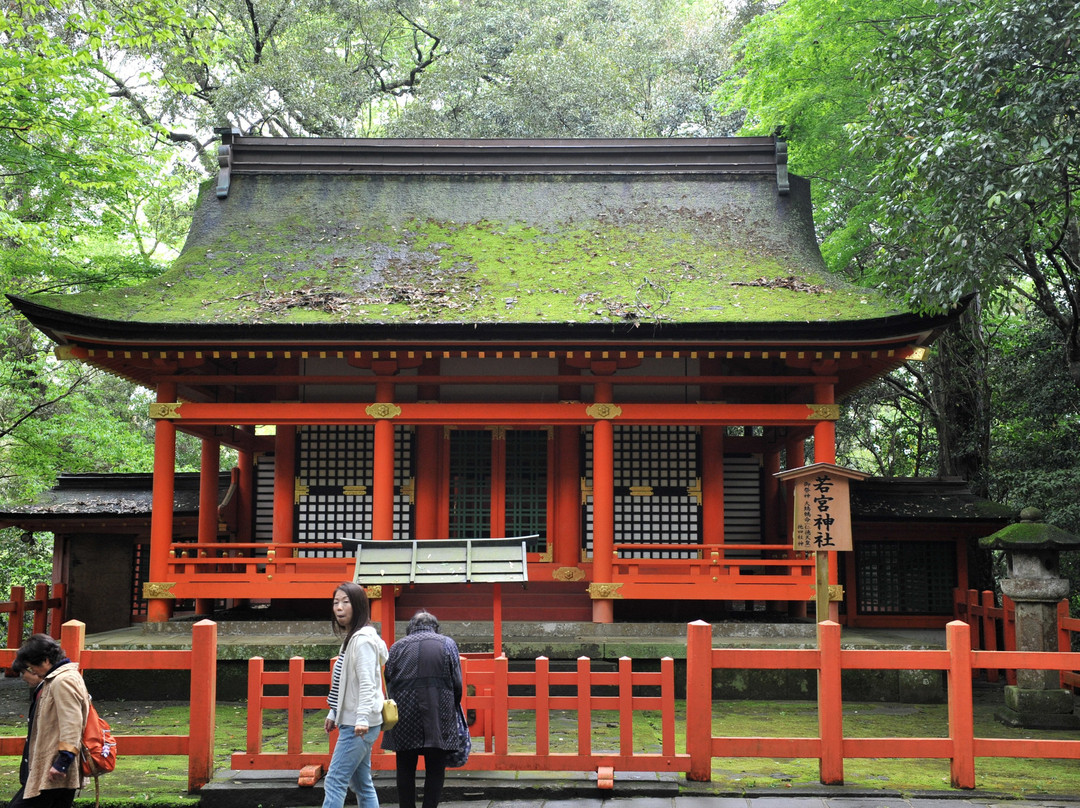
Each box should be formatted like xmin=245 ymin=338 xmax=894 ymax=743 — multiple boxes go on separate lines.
xmin=996 ymin=686 xmax=1080 ymax=729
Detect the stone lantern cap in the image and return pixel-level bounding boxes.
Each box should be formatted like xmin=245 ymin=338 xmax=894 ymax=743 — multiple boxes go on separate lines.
xmin=979 ymin=508 xmax=1080 ymax=551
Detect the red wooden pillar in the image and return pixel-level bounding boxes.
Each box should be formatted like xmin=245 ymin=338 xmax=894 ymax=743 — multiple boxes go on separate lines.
xmin=196 ymin=438 xmax=220 ymax=616
xmin=814 ymin=381 xmax=839 ymax=623
xmin=372 ymin=379 xmax=396 ymax=541
xmin=589 ymin=381 xmax=615 ymax=624
xmin=701 ymin=426 xmax=724 ymax=547
xmin=413 ymin=426 xmax=441 ymax=540
xmin=272 ymin=425 xmax=296 ymax=554
xmin=372 ymin=378 xmax=396 ymax=643
xmin=813 ymin=383 xmax=837 ymax=464
xmin=554 ymin=425 xmax=581 ymax=567
xmin=148 ymin=382 xmax=177 ymax=623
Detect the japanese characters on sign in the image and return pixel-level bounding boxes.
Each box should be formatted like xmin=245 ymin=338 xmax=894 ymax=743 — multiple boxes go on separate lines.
xmin=792 ymin=470 xmax=853 ymax=553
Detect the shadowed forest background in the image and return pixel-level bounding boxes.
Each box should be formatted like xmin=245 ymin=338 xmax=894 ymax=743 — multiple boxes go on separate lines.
xmin=1 ymin=0 xmax=1078 ymax=605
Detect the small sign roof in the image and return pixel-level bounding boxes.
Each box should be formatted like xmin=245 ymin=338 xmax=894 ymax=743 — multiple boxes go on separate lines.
xmin=345 ymin=537 xmax=532 ymax=585
xmin=773 ymin=462 xmax=870 ymax=483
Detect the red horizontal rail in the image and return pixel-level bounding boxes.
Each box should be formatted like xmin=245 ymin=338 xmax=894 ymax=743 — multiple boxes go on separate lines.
xmin=233 ymin=653 xmax=684 ymax=781
xmin=40 ymin=619 xmax=219 ymax=792
xmin=687 ymin=618 xmax=1080 ymax=790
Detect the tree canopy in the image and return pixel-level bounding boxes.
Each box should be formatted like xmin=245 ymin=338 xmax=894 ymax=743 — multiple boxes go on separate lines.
xmin=4 ymin=0 xmax=1080 ymax=602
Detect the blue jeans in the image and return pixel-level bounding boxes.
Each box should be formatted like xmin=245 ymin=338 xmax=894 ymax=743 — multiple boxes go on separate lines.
xmin=322 ymin=724 xmax=381 ymax=808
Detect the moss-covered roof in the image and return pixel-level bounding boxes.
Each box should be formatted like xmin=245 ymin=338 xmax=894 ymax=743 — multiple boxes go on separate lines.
xmin=850 ymin=478 xmax=1015 ymax=522
xmin=11 ymin=137 xmax=923 ymax=341
xmin=980 ymin=520 xmax=1080 ymax=551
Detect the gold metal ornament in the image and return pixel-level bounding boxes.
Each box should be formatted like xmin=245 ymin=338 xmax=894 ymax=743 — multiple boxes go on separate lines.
xmin=148 ymin=403 xmax=182 ymax=419
xmin=587 ymin=582 xmax=624 ymax=600
xmin=553 ymin=567 xmax=586 ymax=582
xmin=365 ymin=403 xmax=402 ymax=419
xmin=143 ymin=582 xmax=177 ymax=599
xmin=586 ymin=403 xmax=622 ymax=420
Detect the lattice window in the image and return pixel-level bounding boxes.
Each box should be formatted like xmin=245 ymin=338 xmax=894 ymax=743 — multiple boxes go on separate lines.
xmin=583 ymin=425 xmax=701 ymax=559
xmin=447 ymin=429 xmax=548 ymax=552
xmin=290 ymin=425 xmax=413 ymax=556
xmin=505 ymin=430 xmax=548 ymax=553
xmin=449 ymin=430 xmax=492 ymax=539
xmin=296 ymin=425 xmax=372 ymax=555
xmin=131 ymin=543 xmax=148 ymax=618
xmin=855 ymin=540 xmax=956 ymax=615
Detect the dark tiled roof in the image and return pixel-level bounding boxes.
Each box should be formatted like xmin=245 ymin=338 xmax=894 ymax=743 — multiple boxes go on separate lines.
xmin=0 ymin=472 xmax=229 ymax=521
xmin=851 ymin=477 xmax=1015 ymax=522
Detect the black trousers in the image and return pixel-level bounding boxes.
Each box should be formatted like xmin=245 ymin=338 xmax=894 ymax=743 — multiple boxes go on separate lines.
xmin=394 ymin=748 xmax=448 ymax=808
xmin=7 ymin=786 xmax=76 ymax=808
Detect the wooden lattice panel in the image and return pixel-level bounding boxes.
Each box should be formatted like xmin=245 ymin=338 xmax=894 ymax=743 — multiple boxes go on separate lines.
xmin=855 ymin=540 xmax=956 ymax=615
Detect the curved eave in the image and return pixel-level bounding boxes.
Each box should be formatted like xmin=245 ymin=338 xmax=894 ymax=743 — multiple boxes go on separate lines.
xmin=7 ymin=293 xmax=963 ymax=352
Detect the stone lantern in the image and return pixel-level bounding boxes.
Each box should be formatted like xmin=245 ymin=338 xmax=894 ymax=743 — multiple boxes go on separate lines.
xmin=979 ymin=507 xmax=1080 ymax=729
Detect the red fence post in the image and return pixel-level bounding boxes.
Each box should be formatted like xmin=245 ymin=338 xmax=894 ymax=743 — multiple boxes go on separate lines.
xmin=981 ymin=590 xmax=999 ymax=682
xmin=60 ymin=620 xmax=85 ymax=664
xmin=535 ymin=656 xmax=550 ymax=756
xmin=189 ymin=620 xmax=218 ymax=791
xmin=576 ymin=656 xmax=592 ymax=757
xmin=618 ymin=656 xmax=633 ymax=755
xmin=1058 ymin=599 xmax=1072 ymax=689
xmin=246 ymin=657 xmax=265 ymax=754
xmin=661 ymin=656 xmax=675 ymax=758
xmin=49 ymin=584 xmax=66 ymax=638
xmin=32 ymin=584 xmax=49 ymax=636
xmin=947 ymin=621 xmax=975 ymax=789
xmin=288 ymin=657 xmax=306 ymax=756
xmin=7 ymin=587 xmax=25 ymax=653
xmin=494 ymin=656 xmax=509 ymax=756
xmin=1003 ymin=596 xmax=1017 ymax=686
xmin=817 ymin=620 xmax=843 ymax=785
xmin=685 ymin=620 xmax=712 ymax=782
xmin=966 ymin=589 xmax=979 ymax=647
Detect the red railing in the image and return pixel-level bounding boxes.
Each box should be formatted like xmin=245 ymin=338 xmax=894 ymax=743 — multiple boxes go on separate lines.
xmin=164 ymin=539 xmax=817 ymax=603
xmin=953 ymin=588 xmax=1016 ymax=684
xmin=11 ymin=616 xmax=1080 ymax=792
xmin=1 ymin=584 xmax=66 ymax=659
xmin=0 ymin=619 xmax=218 ymax=792
xmin=1058 ymin=600 xmax=1080 ymax=691
xmin=232 ymin=652 xmax=685 ymax=786
xmin=685 ymin=619 xmax=1080 ymax=788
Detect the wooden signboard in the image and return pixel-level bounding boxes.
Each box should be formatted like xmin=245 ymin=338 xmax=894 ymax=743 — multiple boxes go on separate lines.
xmin=775 ymin=463 xmax=868 ymax=553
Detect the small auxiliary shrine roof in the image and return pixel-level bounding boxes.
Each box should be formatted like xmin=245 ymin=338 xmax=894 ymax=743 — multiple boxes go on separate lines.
xmin=347 ymin=538 xmax=531 ymax=585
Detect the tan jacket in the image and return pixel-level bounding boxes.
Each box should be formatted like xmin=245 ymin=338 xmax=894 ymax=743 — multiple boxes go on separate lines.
xmin=24 ymin=662 xmax=89 ymax=798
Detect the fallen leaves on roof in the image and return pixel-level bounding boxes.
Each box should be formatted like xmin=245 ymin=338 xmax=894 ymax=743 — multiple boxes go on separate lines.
xmin=731 ymin=276 xmax=830 ymax=294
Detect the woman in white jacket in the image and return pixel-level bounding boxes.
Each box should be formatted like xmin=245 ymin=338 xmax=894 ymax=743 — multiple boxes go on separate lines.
xmin=323 ymin=582 xmax=388 ymax=808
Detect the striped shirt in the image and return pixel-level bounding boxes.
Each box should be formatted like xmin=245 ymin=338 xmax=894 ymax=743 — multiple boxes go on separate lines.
xmin=328 ymin=656 xmax=343 ymax=713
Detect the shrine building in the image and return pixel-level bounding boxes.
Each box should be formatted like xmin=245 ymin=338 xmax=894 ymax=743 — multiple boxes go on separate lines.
xmin=5 ymin=134 xmax=1008 ymax=633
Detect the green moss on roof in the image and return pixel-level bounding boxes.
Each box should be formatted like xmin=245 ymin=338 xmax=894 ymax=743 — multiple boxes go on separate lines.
xmin=980 ymin=521 xmax=1080 ymax=550
xmin=33 ymin=173 xmax=903 ymax=326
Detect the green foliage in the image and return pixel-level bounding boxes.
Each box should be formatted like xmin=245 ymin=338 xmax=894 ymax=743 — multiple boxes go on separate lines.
xmin=383 ymin=0 xmax=736 ymax=138
xmin=835 ymin=371 xmax=938 ymax=476
xmin=0 ymin=528 xmax=53 ymax=602
xmin=718 ymin=0 xmax=924 ymax=277
xmin=987 ymin=311 xmax=1080 ymax=533
xmin=855 ymin=0 xmax=1080 ymax=372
